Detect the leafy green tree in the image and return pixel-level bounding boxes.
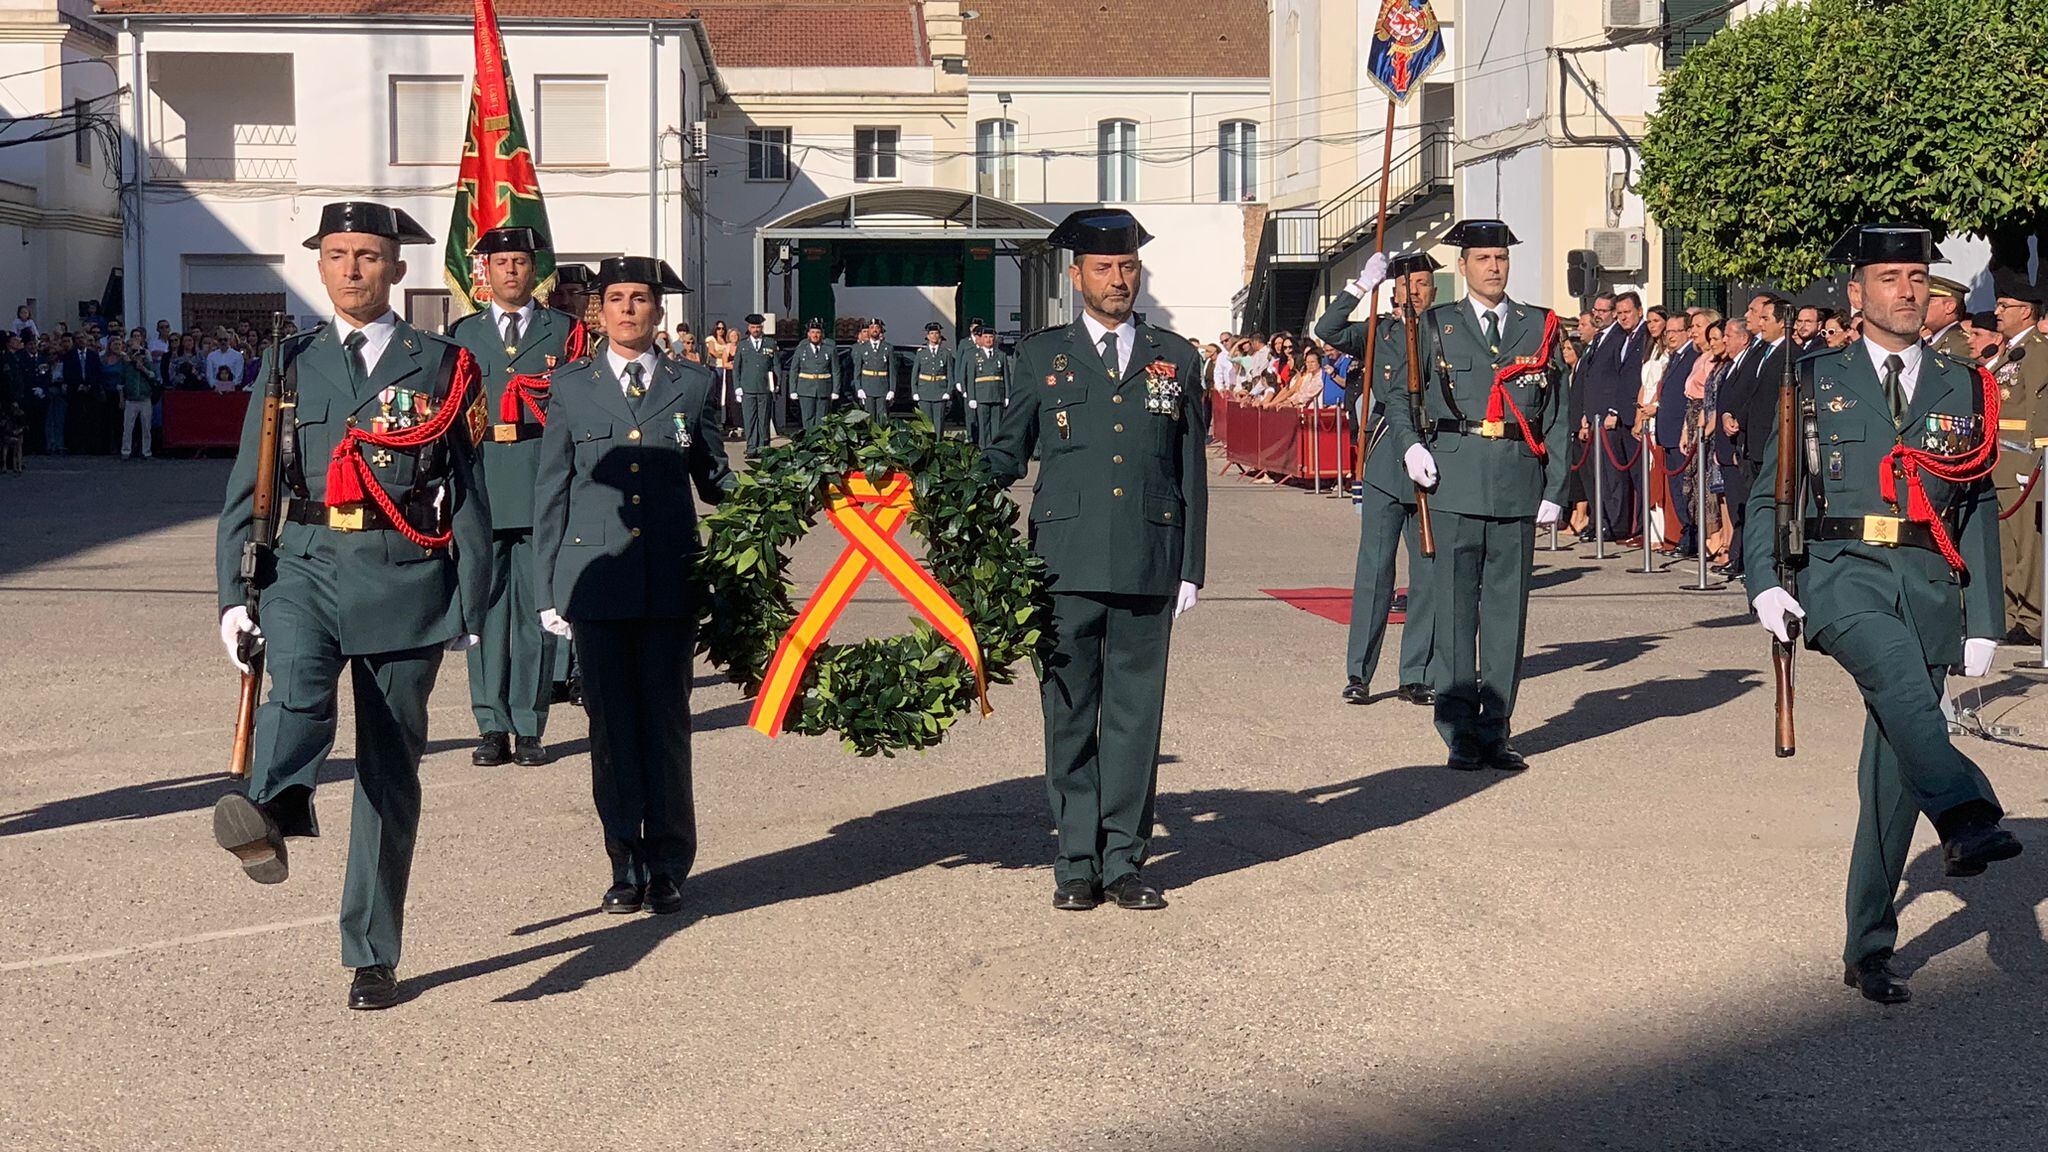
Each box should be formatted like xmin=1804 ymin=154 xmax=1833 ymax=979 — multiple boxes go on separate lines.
xmin=1641 ymin=0 xmax=2048 ymax=286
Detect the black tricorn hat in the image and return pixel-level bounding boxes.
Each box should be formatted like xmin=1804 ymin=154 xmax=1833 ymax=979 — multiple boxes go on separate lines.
xmin=553 ymin=262 xmax=594 ymax=288
xmin=473 ymin=226 xmax=548 ymax=255
xmin=744 ymin=312 xmax=765 ymax=325
xmin=1825 ymin=224 xmax=1944 ymax=267
xmin=804 ymin=317 xmax=825 ymax=331
xmin=1992 ymin=267 xmax=2043 ymax=306
xmin=1444 ymin=219 xmax=1519 ymax=249
xmin=302 ymin=201 xmax=434 ymax=249
xmin=593 ymin=256 xmax=691 ymax=294
xmin=924 ymin=322 xmax=943 ymax=333
xmin=1049 ymin=208 xmax=1153 ymax=255
xmin=1389 ymin=251 xmax=1443 ymax=277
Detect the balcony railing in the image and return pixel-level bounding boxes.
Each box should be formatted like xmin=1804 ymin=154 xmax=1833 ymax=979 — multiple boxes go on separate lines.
xmin=1317 ymin=126 xmax=1454 ymax=258
xmin=147 ymin=155 xmax=296 ymax=183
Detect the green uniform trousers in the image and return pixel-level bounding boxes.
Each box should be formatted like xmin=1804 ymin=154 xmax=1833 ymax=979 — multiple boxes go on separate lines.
xmin=1429 ymin=511 xmax=1535 ymax=753
xmin=863 ymin=393 xmax=891 ymax=423
xmin=245 ymin=556 xmax=442 ymax=970
xmin=1815 ymin=611 xmax=2004 ymax=966
xmin=1345 ymin=484 xmax=1436 ymax=691
xmin=1042 ymin=592 xmax=1173 ymax=887
xmin=576 ymin=617 xmax=699 ymax=887
xmin=2001 ymin=495 xmax=2042 ymax=637
xmin=918 ymin=400 xmax=949 ymax=434
xmin=741 ymin=393 xmax=773 ymax=455
xmin=466 ymin=530 xmax=557 ymax=740
xmin=798 ymin=395 xmax=830 ymax=433
xmin=971 ymin=404 xmax=1001 ymax=447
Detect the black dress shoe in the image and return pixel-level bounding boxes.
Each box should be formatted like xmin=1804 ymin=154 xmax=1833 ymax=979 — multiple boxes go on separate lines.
xmin=1396 ymin=683 xmax=1435 ymax=706
xmin=348 ymin=965 xmax=401 ymax=1011
xmin=1104 ymin=874 xmax=1168 ymax=910
xmin=600 ymin=881 xmax=645 ymax=914
xmin=1943 ymin=822 xmax=2023 ymax=878
xmin=644 ymin=875 xmax=685 ymax=915
xmin=1844 ymin=955 xmax=1910 ymax=1004
xmin=472 ymin=732 xmax=511 ymax=766
xmin=1341 ymin=677 xmax=1372 ymax=705
xmin=212 ymin=793 xmax=288 ymax=885
xmin=512 ymin=736 xmax=550 ymax=767
xmin=1052 ymin=879 xmax=1101 ymax=911
xmin=1482 ymin=745 xmax=1529 ymax=772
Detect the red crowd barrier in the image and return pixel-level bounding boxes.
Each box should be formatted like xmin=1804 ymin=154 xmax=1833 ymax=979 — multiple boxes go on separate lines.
xmin=163 ymin=390 xmax=251 ymax=451
xmin=1217 ymin=396 xmax=1356 ymax=482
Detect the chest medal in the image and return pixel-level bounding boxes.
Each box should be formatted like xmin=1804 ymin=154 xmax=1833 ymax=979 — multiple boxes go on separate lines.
xmin=1144 ymin=359 xmax=1182 ymax=417
xmin=672 ymin=412 xmax=693 ymax=449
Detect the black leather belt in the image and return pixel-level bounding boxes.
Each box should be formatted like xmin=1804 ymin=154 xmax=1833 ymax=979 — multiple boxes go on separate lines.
xmin=285 ymin=500 xmax=392 ymax=532
xmin=489 ymin=421 xmax=544 ymax=443
xmin=1806 ymin=515 xmax=1939 ymax=552
xmin=1433 ymin=417 xmax=1528 ymax=442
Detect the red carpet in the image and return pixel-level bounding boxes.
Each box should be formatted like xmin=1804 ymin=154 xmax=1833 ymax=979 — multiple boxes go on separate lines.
xmin=1261 ymin=587 xmax=1406 ymax=627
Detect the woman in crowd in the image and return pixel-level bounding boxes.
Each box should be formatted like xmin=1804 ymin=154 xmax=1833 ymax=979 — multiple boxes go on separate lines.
xmin=1701 ymin=316 xmax=1742 ymax=565
xmin=166 ymin=334 xmax=205 ymax=391
xmin=1676 ymin=313 xmax=1724 ymax=559
xmin=704 ymin=319 xmax=739 ymax=437
xmin=676 ymin=330 xmax=702 ymax=365
xmin=1822 ymin=312 xmax=1855 ymax=349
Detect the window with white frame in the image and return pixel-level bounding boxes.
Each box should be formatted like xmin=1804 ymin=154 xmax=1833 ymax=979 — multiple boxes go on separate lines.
xmin=1219 ymin=120 xmax=1257 ymax=202
xmin=854 ymin=127 xmax=899 ymax=182
xmin=975 ymin=118 xmax=1015 ymax=200
xmin=535 ymin=76 xmax=608 ymax=167
xmin=1098 ymin=120 xmax=1137 ymax=203
xmin=748 ymin=127 xmax=791 ymax=181
xmin=390 ymin=76 xmax=466 ymax=165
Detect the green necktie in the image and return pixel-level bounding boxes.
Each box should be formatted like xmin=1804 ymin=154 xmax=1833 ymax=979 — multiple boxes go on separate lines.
xmin=624 ymin=360 xmax=647 ymax=406
xmin=1098 ymin=330 xmax=1119 ymax=377
xmin=1482 ymin=311 xmax=1500 ymax=354
xmin=343 ymin=330 xmax=368 ymax=386
xmin=1882 ymin=353 xmax=1905 ymax=426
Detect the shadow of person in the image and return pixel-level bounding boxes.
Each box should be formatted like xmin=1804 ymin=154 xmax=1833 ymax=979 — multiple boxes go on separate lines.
xmin=1510 ymin=668 xmax=1760 ymax=757
xmin=1892 ymin=817 xmax=2047 ymax=980
xmin=0 ymin=758 xmax=356 ymax=838
xmin=1520 ymin=634 xmax=1669 ymax=680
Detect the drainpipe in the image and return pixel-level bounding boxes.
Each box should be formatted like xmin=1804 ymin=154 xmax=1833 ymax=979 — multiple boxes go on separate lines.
xmin=125 ymin=18 xmax=148 ymax=328
xmin=648 ymin=23 xmax=661 ymax=261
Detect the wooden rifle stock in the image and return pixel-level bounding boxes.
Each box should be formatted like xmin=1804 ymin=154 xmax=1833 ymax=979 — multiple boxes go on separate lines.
xmin=1770 ymin=336 xmax=1804 ymax=759
xmin=229 ymin=314 xmax=290 ymax=779
xmin=1403 ymin=300 xmax=1435 ymax=557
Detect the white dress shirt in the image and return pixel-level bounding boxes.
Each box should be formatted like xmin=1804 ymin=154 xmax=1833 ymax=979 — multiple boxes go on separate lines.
xmin=489 ymin=300 xmax=537 ymax=342
xmin=1861 ymin=337 xmax=1923 ymax=405
xmin=1468 ymin=297 xmax=1510 ymax=337
xmin=1080 ymin=311 xmax=1138 ymax=375
xmin=330 ymin=310 xmax=399 ymax=376
xmin=606 ymin=346 xmax=661 ymax=396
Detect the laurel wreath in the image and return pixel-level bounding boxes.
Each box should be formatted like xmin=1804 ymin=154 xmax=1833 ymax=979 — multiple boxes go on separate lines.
xmin=697 ymin=410 xmax=1052 ymax=757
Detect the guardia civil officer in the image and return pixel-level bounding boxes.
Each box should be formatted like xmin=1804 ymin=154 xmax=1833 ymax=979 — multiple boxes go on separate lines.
xmin=532 ymin=257 xmax=735 ymax=916
xmin=1925 ymin=275 xmax=1973 ymax=361
xmin=734 ymin=312 xmax=777 ymax=459
xmin=912 ymin=321 xmax=955 ymax=432
xmin=850 ymin=319 xmax=895 ymax=422
xmin=211 ymin=202 xmax=492 ymax=1010
xmin=1314 ymin=249 xmax=1440 ymax=707
xmin=1379 ymin=220 xmax=1570 ymax=770
xmin=963 ymin=324 xmax=1011 ymax=446
xmin=1745 ymin=224 xmax=2019 ymax=1005
xmin=983 ymin=208 xmax=1208 ymax=911
xmin=1988 ymin=270 xmax=2047 ymax=643
xmin=787 ymin=317 xmax=841 ymax=433
xmin=446 ymin=226 xmax=588 ymax=768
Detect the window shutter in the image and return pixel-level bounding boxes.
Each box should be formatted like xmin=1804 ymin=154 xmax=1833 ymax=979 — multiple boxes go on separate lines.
xmin=538 ymin=78 xmax=608 ymax=166
xmin=391 ymin=78 xmax=466 ymax=165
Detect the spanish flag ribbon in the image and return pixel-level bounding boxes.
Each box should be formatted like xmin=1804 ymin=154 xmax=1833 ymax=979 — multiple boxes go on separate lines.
xmin=747 ymin=473 xmax=991 ymax=738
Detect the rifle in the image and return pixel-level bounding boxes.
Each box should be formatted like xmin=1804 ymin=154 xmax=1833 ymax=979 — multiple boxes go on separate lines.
xmin=1403 ymin=295 xmax=1436 ymax=557
xmin=1770 ymin=342 xmax=1807 ymax=758
xmin=228 ymin=313 xmax=290 ymax=779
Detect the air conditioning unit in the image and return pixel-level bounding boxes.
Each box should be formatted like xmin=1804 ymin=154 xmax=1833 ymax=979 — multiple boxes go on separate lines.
xmin=1586 ymin=227 xmax=1646 ymax=272
xmin=1603 ymin=0 xmax=1661 ymax=31
xmin=689 ymin=121 xmax=708 ymax=158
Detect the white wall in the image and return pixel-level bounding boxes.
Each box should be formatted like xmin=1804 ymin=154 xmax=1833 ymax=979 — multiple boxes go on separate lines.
xmin=0 ymin=24 xmax=123 ymax=330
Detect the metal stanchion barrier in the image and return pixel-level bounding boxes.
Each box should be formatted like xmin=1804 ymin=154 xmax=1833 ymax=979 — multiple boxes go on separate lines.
xmin=1310 ymin=403 xmax=1323 ymax=496
xmin=1628 ymin=422 xmax=1657 ymax=574
xmin=1589 ymin=422 xmax=1609 ymax=559
xmin=1679 ymin=424 xmax=1725 ymax=592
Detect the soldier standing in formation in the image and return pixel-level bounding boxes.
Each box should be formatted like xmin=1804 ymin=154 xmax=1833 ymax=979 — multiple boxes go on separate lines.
xmin=211 ymin=201 xmax=492 ymax=1010
xmin=446 ymin=226 xmax=586 ymax=768
xmin=787 ymin=317 xmax=841 ymax=434
xmin=1316 ymin=249 xmax=1439 ymax=708
xmin=1379 ymin=220 xmax=1569 ymax=771
xmin=912 ymin=322 xmax=955 ymax=433
xmin=963 ymin=324 xmax=1011 ymax=446
xmin=734 ymin=312 xmax=778 ymax=460
xmin=983 ymin=208 xmax=1208 ymax=912
xmin=532 ymin=257 xmax=735 ymax=916
xmin=1925 ymin=276 xmax=1973 ymax=360
xmin=1746 ymin=225 xmax=2020 ymax=1005
xmin=1989 ymin=272 xmax=2047 ymax=644
xmin=851 ymin=319 xmax=894 ymax=422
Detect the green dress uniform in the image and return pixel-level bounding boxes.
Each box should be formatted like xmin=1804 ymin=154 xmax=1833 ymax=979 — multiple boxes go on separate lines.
xmin=734 ymin=324 xmax=777 ymax=457
xmin=963 ymin=341 xmax=1012 ymax=446
xmin=214 ymin=208 xmax=492 ymax=976
xmin=912 ymin=339 xmax=954 ymax=432
xmin=850 ymin=335 xmax=894 ymax=422
xmin=1988 ymin=304 xmax=2047 ymax=639
xmin=446 ymin=293 xmax=581 ymax=749
xmin=1314 ymin=268 xmax=1439 ymax=702
xmin=532 ymin=259 xmax=735 ymax=895
xmin=788 ymin=333 xmax=840 ymax=432
xmin=1378 ymin=223 xmax=1569 ymax=766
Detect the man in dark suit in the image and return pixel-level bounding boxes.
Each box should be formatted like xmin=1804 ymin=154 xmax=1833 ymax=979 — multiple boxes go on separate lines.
xmin=532 ymin=256 xmax=734 ymax=917
xmin=1585 ymin=291 xmax=1647 ymax=542
xmin=1711 ymin=317 xmax=1755 ymax=575
xmin=51 ymin=334 xmax=100 ymax=455
xmin=1653 ymin=315 xmax=1703 ymax=556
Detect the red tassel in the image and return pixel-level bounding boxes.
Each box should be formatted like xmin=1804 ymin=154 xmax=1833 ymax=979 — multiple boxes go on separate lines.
xmin=325 ymin=439 xmax=368 ymax=506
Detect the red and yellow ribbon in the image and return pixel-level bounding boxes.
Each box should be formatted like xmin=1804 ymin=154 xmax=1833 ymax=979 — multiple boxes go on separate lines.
xmin=748 ymin=473 xmax=991 ymax=737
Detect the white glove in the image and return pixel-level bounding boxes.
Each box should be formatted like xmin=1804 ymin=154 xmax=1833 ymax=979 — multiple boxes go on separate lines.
xmin=857 ymin=390 xmax=868 ymax=401
xmin=220 ymin=605 xmax=261 ymax=675
xmin=886 ymin=391 xmax=896 ymax=401
xmin=1961 ymin=638 xmax=1997 ymax=679
xmin=539 ymin=609 xmax=572 ymax=639
xmin=1174 ymin=581 xmax=1199 ymax=619
xmin=1535 ymin=500 xmax=1562 ymax=527
xmin=1403 ymin=444 xmax=1438 ymax=488
xmin=1348 ymin=251 xmax=1390 ymax=299
xmin=445 ymin=634 xmax=479 ymax=653
xmin=1751 ymin=588 xmax=1806 ymax=644
xmin=968 ymin=400 xmax=979 ymax=409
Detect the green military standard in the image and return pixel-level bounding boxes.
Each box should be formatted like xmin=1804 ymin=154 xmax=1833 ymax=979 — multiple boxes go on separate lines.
xmin=1379 ymin=220 xmax=1570 ymax=770
xmin=1744 ymin=225 xmax=2021 ymax=1006
xmin=850 ymin=320 xmax=895 ymax=422
xmin=962 ymin=325 xmax=1011 ymax=446
xmin=734 ymin=313 xmax=777 ymax=459
xmin=912 ymin=322 xmax=955 ymax=432
xmin=1314 ymin=250 xmax=1440 ymax=708
xmin=787 ymin=318 xmax=841 ymax=433
xmin=445 ymin=226 xmax=585 ymax=767
xmin=532 ymin=257 xmax=735 ymax=916
xmin=211 ymin=202 xmax=492 ymax=1011
xmin=983 ymin=208 xmax=1208 ymax=912
xmin=1987 ymin=272 xmax=2047 ymax=642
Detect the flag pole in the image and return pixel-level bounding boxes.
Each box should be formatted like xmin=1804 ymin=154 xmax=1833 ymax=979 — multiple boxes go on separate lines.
xmin=1354 ymin=100 xmax=1400 ymax=484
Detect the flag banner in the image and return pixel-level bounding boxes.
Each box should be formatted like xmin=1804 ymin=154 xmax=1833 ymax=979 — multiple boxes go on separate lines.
xmin=1368 ymin=0 xmax=1446 ymax=104
xmin=443 ymin=0 xmax=555 ymax=316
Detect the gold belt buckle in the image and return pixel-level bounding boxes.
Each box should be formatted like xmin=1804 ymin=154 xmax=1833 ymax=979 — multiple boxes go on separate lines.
xmin=1861 ymin=514 xmax=1903 ymax=546
xmin=328 ymin=504 xmax=368 ymax=532
xmin=1479 ymin=419 xmax=1506 ymax=439
xmin=491 ymin=423 xmax=522 ymax=443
